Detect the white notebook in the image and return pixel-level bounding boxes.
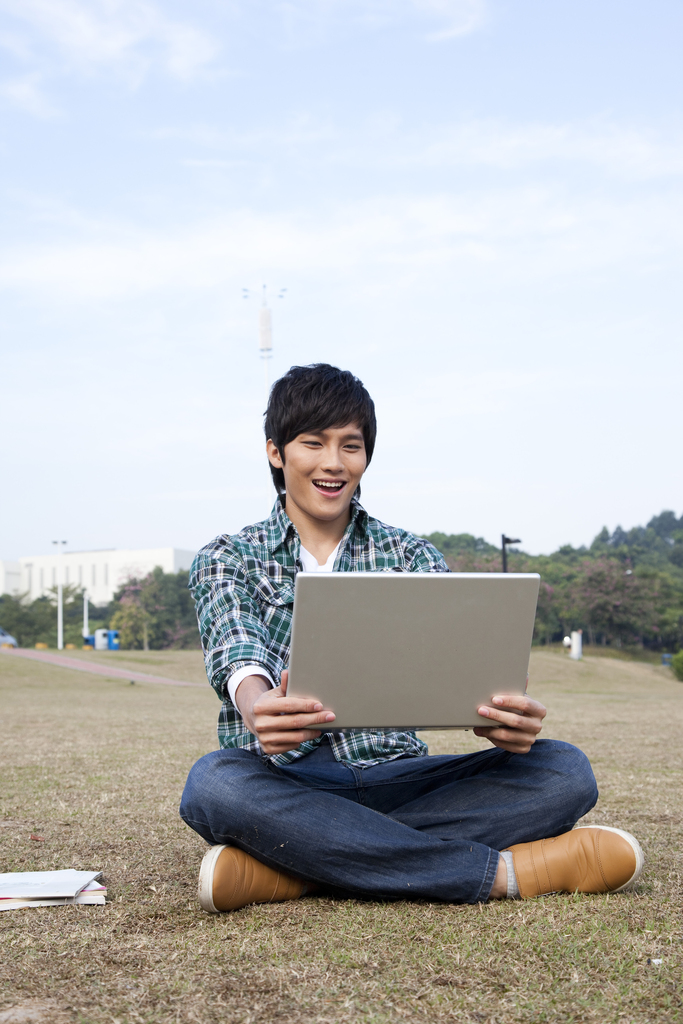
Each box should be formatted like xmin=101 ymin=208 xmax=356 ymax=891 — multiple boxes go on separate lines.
xmin=0 ymin=869 xmax=102 ymax=903
xmin=0 ymin=879 xmax=106 ymax=911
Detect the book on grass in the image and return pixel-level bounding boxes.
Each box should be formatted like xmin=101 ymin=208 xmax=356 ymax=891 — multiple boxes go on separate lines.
xmin=0 ymin=869 xmax=104 ymax=910
xmin=0 ymin=879 xmax=107 ymax=911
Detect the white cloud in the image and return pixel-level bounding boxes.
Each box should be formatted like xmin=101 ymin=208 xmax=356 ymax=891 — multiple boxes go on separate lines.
xmin=1 ymin=182 xmax=680 ymax=301
xmin=0 ymin=72 xmax=59 ymax=116
xmin=269 ymin=0 xmax=487 ymax=43
xmin=0 ymin=0 xmax=218 ymax=82
xmin=335 ymin=118 xmax=683 ymax=179
xmin=0 ymin=28 xmax=35 ymax=60
xmin=0 ymin=0 xmax=485 ymax=89
xmin=157 ymin=113 xmax=338 ymax=151
xmin=413 ymin=120 xmax=683 ymax=178
xmin=417 ymin=0 xmax=487 ymax=39
xmin=160 ymin=115 xmax=683 ymax=181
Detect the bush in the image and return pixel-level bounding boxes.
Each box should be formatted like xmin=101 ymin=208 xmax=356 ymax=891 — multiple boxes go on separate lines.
xmin=672 ymin=650 xmax=683 ymax=682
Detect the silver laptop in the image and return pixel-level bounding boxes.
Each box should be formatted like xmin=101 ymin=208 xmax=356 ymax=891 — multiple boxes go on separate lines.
xmin=287 ymin=572 xmax=540 ymax=730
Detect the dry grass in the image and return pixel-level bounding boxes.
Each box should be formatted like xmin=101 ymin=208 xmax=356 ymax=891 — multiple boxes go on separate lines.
xmin=50 ymin=648 xmax=209 ymax=685
xmin=1 ymin=650 xmax=682 ymax=1024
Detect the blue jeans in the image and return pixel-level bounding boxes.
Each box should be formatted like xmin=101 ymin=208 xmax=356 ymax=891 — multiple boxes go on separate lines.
xmin=180 ymin=737 xmax=597 ymax=904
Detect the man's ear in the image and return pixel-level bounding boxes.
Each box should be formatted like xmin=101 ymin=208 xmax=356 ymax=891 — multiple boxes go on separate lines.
xmin=266 ymin=438 xmax=283 ymax=468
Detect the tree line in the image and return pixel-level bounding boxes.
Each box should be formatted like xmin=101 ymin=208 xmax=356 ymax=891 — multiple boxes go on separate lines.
xmin=425 ymin=509 xmax=683 ymax=651
xmin=1 ymin=509 xmax=682 ymax=654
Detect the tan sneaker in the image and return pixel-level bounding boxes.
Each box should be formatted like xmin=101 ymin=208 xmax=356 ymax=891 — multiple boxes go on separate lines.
xmin=506 ymin=826 xmax=644 ymax=899
xmin=198 ymin=845 xmax=307 ymax=913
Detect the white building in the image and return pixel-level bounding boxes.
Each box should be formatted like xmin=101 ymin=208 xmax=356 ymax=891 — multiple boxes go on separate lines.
xmin=4 ymin=548 xmax=197 ymax=605
xmin=0 ymin=561 xmax=21 ymax=596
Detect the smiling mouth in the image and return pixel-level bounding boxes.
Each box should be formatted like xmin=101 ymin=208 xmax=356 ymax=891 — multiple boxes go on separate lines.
xmin=312 ymin=479 xmax=346 ymax=495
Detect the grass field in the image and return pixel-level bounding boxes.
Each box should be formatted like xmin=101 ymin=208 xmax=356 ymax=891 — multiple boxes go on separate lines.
xmin=1 ymin=650 xmax=682 ymax=1024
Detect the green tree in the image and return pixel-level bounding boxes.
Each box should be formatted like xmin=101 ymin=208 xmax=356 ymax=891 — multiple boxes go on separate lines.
xmin=109 ymin=588 xmax=150 ymax=649
xmin=109 ymin=567 xmax=199 ymax=650
xmin=426 ymin=514 xmax=683 ymax=651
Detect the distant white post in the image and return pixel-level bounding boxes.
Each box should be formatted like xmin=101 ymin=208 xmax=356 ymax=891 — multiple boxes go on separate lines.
xmin=243 ymin=283 xmax=286 ymax=407
xmin=260 ymin=295 xmax=273 ymax=510
xmin=52 ymin=540 xmax=67 ymax=650
xmin=83 ymin=590 xmax=89 ymax=639
xmin=243 ymin=284 xmax=287 ymax=512
xmin=259 ymin=299 xmax=273 ymax=405
xmin=570 ymin=629 xmax=583 ymax=660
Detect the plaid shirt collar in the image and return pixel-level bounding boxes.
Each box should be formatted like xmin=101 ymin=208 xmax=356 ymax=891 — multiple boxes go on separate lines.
xmin=266 ymin=494 xmax=369 ymax=558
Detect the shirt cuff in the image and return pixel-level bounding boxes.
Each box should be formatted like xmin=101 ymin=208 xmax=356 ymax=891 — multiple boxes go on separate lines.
xmin=227 ymin=664 xmax=276 ymax=708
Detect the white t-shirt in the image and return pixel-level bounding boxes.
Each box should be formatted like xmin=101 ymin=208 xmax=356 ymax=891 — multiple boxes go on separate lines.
xmin=227 ymin=541 xmax=341 ymax=706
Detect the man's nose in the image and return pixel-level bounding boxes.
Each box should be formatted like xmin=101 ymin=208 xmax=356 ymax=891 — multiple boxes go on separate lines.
xmin=321 ymin=446 xmax=344 ymax=471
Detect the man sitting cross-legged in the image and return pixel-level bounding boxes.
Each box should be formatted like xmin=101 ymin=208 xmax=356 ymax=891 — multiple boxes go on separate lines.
xmin=180 ymin=363 xmax=643 ymax=910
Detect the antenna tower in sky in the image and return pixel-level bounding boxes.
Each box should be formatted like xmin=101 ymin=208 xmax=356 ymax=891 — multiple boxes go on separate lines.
xmin=243 ymin=284 xmax=287 ymax=403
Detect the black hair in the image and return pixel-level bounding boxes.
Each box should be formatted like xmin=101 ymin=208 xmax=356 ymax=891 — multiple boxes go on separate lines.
xmin=264 ymin=363 xmax=377 ymax=495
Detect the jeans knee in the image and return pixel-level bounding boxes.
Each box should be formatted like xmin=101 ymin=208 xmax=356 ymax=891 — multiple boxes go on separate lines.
xmin=574 ymin=748 xmax=599 ymax=813
xmin=179 ymin=757 xmax=205 ymax=825
xmin=540 ymin=738 xmax=598 ymax=815
xmin=179 ymin=750 xmax=235 ymax=826
xmin=179 ymin=747 xmax=264 ymax=842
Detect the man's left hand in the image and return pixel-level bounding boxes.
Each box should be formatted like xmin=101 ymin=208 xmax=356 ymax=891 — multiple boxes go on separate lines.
xmin=473 ymin=694 xmax=546 ymax=753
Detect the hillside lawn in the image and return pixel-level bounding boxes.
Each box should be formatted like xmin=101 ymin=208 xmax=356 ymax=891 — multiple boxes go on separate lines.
xmin=0 ymin=650 xmax=682 ymax=1024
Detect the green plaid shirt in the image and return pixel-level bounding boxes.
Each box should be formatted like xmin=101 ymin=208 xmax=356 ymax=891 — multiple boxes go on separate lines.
xmin=190 ymin=496 xmax=449 ymax=767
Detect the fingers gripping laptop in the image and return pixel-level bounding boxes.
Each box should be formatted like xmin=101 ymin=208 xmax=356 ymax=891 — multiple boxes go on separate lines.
xmin=180 ymin=362 xmax=644 ymax=915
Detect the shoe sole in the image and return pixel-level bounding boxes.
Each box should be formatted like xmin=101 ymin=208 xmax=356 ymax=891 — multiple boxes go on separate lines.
xmin=198 ymin=844 xmax=229 ymax=913
xmin=574 ymin=825 xmax=645 ymax=892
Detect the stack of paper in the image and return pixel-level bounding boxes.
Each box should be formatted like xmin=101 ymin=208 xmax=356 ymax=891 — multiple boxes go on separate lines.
xmin=0 ymin=870 xmax=106 ymax=911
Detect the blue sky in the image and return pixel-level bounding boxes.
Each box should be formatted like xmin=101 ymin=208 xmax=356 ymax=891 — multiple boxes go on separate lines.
xmin=1 ymin=0 xmax=682 ymax=559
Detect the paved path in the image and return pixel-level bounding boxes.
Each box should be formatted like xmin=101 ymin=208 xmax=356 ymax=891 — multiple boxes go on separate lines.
xmin=0 ymin=647 xmax=207 ymax=689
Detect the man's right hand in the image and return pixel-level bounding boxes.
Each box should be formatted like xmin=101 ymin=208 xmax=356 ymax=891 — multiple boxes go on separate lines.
xmin=235 ymin=669 xmax=336 ymax=754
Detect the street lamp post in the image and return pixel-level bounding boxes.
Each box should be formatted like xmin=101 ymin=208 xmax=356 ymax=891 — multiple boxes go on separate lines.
xmin=243 ymin=284 xmax=287 ymax=511
xmin=501 ymin=534 xmax=521 ymax=573
xmin=52 ymin=540 xmax=67 ymax=649
xmin=242 ymin=284 xmax=286 ymax=406
xmin=259 ymin=301 xmax=272 ymax=404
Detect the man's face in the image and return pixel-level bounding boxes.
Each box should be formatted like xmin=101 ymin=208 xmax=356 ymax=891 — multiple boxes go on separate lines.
xmin=267 ymin=423 xmax=367 ymax=525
